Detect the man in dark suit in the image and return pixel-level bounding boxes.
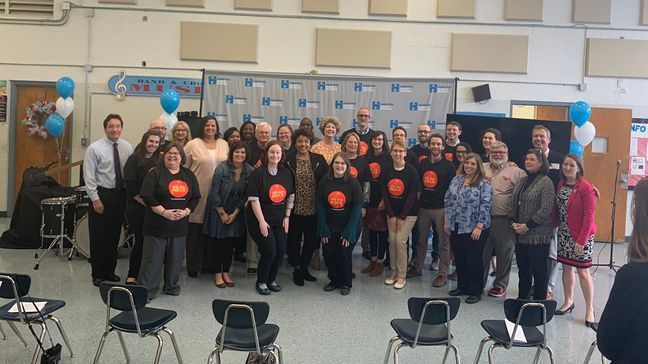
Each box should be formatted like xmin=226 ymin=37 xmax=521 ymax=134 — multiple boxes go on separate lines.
xmin=341 ymin=108 xmax=375 ymax=157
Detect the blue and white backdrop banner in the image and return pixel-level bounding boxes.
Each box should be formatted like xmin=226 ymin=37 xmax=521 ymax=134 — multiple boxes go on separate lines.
xmin=201 ymin=71 xmax=455 ymax=146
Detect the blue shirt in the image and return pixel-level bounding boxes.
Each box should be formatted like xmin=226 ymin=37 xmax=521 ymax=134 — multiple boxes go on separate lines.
xmin=444 ymin=175 xmax=492 ymax=234
xmin=83 ymin=137 xmax=133 ymax=201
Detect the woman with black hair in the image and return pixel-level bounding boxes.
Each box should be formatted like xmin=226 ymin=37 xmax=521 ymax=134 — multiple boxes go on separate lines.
xmin=240 ymin=121 xmax=256 ymax=144
xmin=318 ymin=152 xmax=363 ymax=295
xmin=183 ymin=116 xmax=229 ymax=277
xmin=481 ymin=128 xmax=502 ymax=162
xmin=246 ymin=140 xmax=295 ymax=295
xmin=223 ymin=127 xmax=241 ymax=147
xmin=452 ymin=142 xmax=473 ymax=173
xmin=124 ymin=129 xmax=163 ymax=284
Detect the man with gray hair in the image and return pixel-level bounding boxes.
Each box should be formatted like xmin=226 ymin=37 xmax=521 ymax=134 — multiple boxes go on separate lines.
xmin=246 ymin=121 xmax=272 ymax=168
xmin=482 ymin=141 xmax=526 ymax=297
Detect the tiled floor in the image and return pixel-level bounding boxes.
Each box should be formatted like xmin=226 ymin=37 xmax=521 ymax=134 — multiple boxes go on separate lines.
xmin=0 ymin=217 xmax=619 ymax=363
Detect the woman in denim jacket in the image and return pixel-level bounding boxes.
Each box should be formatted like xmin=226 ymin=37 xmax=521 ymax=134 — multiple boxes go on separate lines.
xmin=444 ymin=153 xmax=492 ymax=304
xmin=204 ymin=141 xmax=253 ymax=288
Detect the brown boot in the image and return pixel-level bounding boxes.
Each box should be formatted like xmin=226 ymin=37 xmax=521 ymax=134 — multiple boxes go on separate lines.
xmin=361 ymin=260 xmax=376 ymax=274
xmin=369 ymin=261 xmax=384 ymax=276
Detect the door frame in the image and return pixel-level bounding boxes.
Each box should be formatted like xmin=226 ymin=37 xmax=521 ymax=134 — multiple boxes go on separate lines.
xmin=7 ymin=80 xmax=73 ymax=216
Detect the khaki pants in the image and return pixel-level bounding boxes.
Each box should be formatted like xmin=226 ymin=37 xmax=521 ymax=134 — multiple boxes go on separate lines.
xmin=414 ymin=208 xmax=450 ymax=275
xmin=246 ymin=232 xmax=259 ymax=269
xmin=482 ymin=216 xmax=516 ymax=290
xmin=388 ymin=216 xmax=418 ymax=278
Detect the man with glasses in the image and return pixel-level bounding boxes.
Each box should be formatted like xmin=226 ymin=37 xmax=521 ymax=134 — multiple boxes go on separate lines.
xmin=411 ymin=124 xmax=432 ymax=163
xmin=341 ymin=108 xmax=375 ymax=157
xmin=149 ymin=119 xmax=170 ymax=147
xmin=482 ymin=141 xmax=526 ymax=297
xmin=247 ymin=122 xmax=272 ymax=168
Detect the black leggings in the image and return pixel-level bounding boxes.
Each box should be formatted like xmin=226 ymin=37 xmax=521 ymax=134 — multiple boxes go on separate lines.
xmin=212 ymin=236 xmax=243 ymax=273
xmin=286 ymin=214 xmax=318 ymax=269
xmin=516 ymin=243 xmax=550 ymax=300
xmin=248 ymin=221 xmax=287 ymax=285
xmin=126 ymin=206 xmax=145 ymax=279
xmin=369 ymin=230 xmax=388 ymax=260
xmin=323 ymin=232 xmax=353 ymax=288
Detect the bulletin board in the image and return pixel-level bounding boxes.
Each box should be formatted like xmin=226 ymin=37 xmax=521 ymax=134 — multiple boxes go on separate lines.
xmin=629 ymin=119 xmax=648 ymax=188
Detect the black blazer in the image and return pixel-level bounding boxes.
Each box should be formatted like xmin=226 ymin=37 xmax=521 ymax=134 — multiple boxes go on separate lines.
xmin=285 ymin=151 xmax=328 ymax=189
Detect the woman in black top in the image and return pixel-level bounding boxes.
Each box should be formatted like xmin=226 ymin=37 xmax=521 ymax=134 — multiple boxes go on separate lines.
xmin=123 ymin=129 xmax=162 ymax=284
xmin=341 ymin=132 xmax=370 ymax=241
xmin=381 ymin=140 xmax=420 ymax=290
xmin=223 ymin=127 xmax=241 ymax=147
xmin=318 ymin=152 xmax=363 ymax=295
xmin=362 ymin=131 xmax=391 ymax=276
xmin=598 ymin=178 xmax=648 ymax=363
xmin=246 ymin=140 xmax=295 ymax=295
xmin=239 ymin=121 xmax=256 ymax=144
xmin=138 ymin=143 xmax=200 ymax=299
xmin=285 ymin=128 xmax=328 ymax=286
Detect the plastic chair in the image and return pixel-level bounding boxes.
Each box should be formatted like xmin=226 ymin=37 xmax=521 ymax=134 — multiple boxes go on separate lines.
xmin=0 ymin=273 xmax=74 ymax=364
xmin=93 ymin=282 xmax=183 ymax=364
xmin=207 ymin=299 xmax=283 ymax=364
xmin=583 ymin=323 xmax=606 ymax=364
xmin=384 ymin=297 xmax=461 ymax=364
xmin=474 ymin=299 xmax=557 ymax=364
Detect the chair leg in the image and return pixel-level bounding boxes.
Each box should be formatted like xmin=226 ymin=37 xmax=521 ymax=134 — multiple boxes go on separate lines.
xmin=473 ymin=337 xmax=490 ymax=364
xmin=162 ymin=327 xmax=183 ymax=364
xmin=442 ymin=346 xmax=451 ymax=364
xmin=384 ymin=336 xmax=400 ymax=364
xmin=270 ymin=343 xmax=284 ymax=364
xmin=532 ymin=347 xmax=542 ymax=364
xmin=30 ymin=322 xmax=47 ymax=364
xmin=206 ymin=346 xmax=221 ymax=364
xmin=394 ymin=342 xmax=406 ymax=364
xmin=48 ymin=315 xmax=74 ymax=357
xmin=93 ymin=330 xmax=112 ymax=364
xmin=487 ymin=343 xmax=500 ymax=364
xmin=0 ymin=322 xmax=7 ymax=340
xmin=583 ymin=341 xmax=597 ymax=364
xmin=450 ymin=344 xmax=461 ymax=364
xmin=117 ymin=331 xmax=130 ymax=363
xmin=546 ymin=346 xmax=556 ymax=364
xmin=7 ymin=321 xmax=29 ymax=348
xmin=152 ymin=333 xmax=164 ymax=364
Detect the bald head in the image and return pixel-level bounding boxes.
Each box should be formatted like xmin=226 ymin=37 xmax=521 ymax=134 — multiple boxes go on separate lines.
xmin=150 ymin=119 xmax=168 ymax=138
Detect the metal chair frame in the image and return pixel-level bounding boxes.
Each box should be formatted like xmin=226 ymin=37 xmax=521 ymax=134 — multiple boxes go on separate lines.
xmin=384 ymin=299 xmax=460 ymax=364
xmin=207 ymin=302 xmax=283 ymax=364
xmin=0 ymin=274 xmax=74 ymax=364
xmin=93 ymin=285 xmax=183 ymax=364
xmin=583 ymin=339 xmax=606 ymax=364
xmin=474 ymin=302 xmax=554 ymax=364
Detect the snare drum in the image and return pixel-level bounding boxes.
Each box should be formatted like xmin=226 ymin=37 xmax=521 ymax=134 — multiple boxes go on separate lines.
xmin=41 ymin=196 xmax=76 ymax=238
xmin=74 ymin=186 xmax=90 ymax=219
xmin=73 ymin=214 xmax=128 ymax=259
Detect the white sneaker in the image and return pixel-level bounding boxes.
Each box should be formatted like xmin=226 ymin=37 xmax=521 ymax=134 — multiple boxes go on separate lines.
xmin=394 ymin=279 xmax=407 ymax=289
xmin=384 ymin=275 xmax=397 ymax=285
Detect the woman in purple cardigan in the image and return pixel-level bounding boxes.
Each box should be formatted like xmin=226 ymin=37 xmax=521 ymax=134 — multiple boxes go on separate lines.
xmin=553 ymin=154 xmax=597 ymax=326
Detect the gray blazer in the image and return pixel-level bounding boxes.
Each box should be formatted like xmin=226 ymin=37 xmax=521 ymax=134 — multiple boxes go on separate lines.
xmin=510 ymin=174 xmax=555 ymax=245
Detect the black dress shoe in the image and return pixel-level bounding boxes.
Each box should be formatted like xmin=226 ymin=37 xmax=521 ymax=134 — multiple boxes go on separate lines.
xmin=555 ymin=303 xmax=576 ymax=315
xmin=256 ymin=283 xmax=271 ymax=295
xmin=187 ymin=271 xmax=198 ymax=278
xmin=293 ymin=270 xmax=305 ymax=286
xmin=466 ymin=295 xmax=482 ymax=304
xmin=106 ymin=274 xmax=121 ymax=282
xmin=449 ymin=289 xmax=469 ymax=296
xmin=324 ymin=282 xmax=339 ymax=292
xmin=302 ymin=268 xmax=317 ymax=282
xmin=92 ymin=278 xmax=103 ymax=287
xmin=268 ymin=282 xmax=282 ymax=292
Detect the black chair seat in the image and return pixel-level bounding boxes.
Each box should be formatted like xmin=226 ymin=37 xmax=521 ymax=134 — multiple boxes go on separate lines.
xmin=215 ymin=324 xmax=280 ymax=351
xmin=109 ymin=307 xmax=177 ymax=334
xmin=481 ymin=320 xmax=544 ymax=347
xmin=0 ymin=297 xmax=65 ymax=322
xmin=390 ymin=319 xmax=450 ymax=345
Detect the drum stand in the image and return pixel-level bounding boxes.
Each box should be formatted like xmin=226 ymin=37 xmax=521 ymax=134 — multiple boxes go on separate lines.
xmin=34 ymin=206 xmax=80 ymax=270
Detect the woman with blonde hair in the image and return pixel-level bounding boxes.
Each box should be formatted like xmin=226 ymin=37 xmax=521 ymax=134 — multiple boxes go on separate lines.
xmin=170 ymin=121 xmax=192 ymax=148
xmin=598 ymin=178 xmax=648 ymax=363
xmin=310 ymin=116 xmax=342 ymax=164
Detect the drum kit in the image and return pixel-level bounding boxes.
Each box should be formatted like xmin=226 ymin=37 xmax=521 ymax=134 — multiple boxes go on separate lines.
xmin=34 ymin=186 xmax=132 ymax=270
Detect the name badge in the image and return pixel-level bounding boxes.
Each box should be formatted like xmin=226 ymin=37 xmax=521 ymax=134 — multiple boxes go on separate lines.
xmin=550 ymin=163 xmax=560 ymax=170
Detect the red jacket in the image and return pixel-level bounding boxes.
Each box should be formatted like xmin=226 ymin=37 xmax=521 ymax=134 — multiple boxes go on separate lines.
xmin=552 ymin=178 xmax=597 ymax=245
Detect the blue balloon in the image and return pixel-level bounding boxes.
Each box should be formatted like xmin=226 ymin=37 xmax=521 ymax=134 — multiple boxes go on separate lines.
xmin=569 ymin=140 xmax=584 ymax=157
xmin=160 ymin=89 xmax=180 ymax=114
xmin=569 ymin=101 xmax=591 ymax=127
xmin=45 ymin=114 xmax=65 ymax=137
xmin=56 ymin=77 xmax=75 ymax=99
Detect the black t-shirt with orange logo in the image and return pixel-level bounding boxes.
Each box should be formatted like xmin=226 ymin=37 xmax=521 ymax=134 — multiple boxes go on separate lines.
xmin=349 ymin=156 xmax=370 ymax=184
xmin=317 ymin=176 xmax=363 ymax=234
xmin=140 ymin=166 xmax=201 ymax=237
xmin=246 ymin=165 xmax=295 ymax=226
xmin=410 ymin=144 xmax=430 ymax=164
xmin=366 ymin=153 xmax=392 ymax=208
xmin=417 ymin=157 xmax=456 ymax=210
xmin=380 ymin=164 xmax=420 ymax=217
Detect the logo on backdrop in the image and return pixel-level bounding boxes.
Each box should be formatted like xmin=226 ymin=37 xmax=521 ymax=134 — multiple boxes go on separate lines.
xmin=354 ymin=82 xmax=376 ymax=92
xmin=317 ymin=81 xmax=339 ymax=91
xmin=244 ymin=78 xmax=266 ymax=88
xmin=389 ymin=120 xmax=414 ymax=128
xmin=168 ymin=180 xmax=189 ymax=198
xmin=206 ymin=113 xmax=228 ymax=122
xmin=327 ymin=191 xmax=346 ymax=210
xmin=335 ymin=100 xmax=357 ymax=110
xmin=107 ymin=74 xmax=202 ymax=98
xmin=429 ymin=83 xmax=451 ymax=93
xmin=298 ymin=98 xmax=320 ymax=109
xmin=207 ymin=76 xmax=229 ymax=86
xmin=226 ymin=95 xmax=247 ymax=105
xmin=387 ymin=178 xmax=405 ymax=197
xmin=279 ymin=116 xmax=301 ymax=125
xmin=371 ymin=101 xmax=393 ymax=111
xmin=269 ymin=184 xmax=287 ymax=204
xmin=391 ymin=84 xmax=413 ymax=93
xmin=280 ymin=80 xmax=303 ymax=90
xmin=409 ymin=102 xmax=431 ymax=111
xmin=242 ymin=114 xmax=265 ymax=123
xmin=427 ymin=120 xmax=436 ymax=129
xmin=262 ymin=97 xmax=284 ymax=107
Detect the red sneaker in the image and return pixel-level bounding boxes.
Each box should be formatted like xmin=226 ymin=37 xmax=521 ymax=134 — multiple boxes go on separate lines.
xmin=488 ymin=287 xmax=506 ymax=298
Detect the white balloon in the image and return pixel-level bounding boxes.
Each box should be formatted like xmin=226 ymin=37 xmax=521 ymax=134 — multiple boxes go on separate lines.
xmin=159 ymin=113 xmax=178 ymax=137
xmin=56 ymin=97 xmax=75 ymax=118
xmin=574 ymin=121 xmax=596 ymax=147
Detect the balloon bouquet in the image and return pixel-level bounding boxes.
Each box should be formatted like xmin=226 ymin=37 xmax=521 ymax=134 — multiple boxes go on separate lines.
xmin=159 ymin=89 xmax=180 ymax=137
xmin=46 ymin=76 xmax=76 ymax=164
xmin=568 ymin=101 xmax=596 ymax=157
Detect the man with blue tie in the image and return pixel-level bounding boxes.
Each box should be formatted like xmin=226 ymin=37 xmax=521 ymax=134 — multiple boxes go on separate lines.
xmin=84 ymin=114 xmax=133 ymax=286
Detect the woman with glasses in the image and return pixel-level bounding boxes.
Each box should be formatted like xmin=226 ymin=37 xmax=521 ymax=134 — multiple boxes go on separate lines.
xmin=452 ymin=142 xmax=473 ymax=173
xmin=510 ymin=149 xmax=556 ymax=300
xmin=170 ymin=121 xmax=192 ymax=148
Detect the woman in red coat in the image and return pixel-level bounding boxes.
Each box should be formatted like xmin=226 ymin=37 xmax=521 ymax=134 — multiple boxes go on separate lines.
xmin=553 ymin=154 xmax=597 ymax=326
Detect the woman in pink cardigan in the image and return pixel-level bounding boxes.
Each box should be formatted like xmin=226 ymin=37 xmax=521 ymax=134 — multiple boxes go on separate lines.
xmin=553 ymin=154 xmax=597 ymax=326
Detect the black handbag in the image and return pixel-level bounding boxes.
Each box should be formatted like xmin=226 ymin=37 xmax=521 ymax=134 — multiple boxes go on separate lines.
xmin=23 ymin=296 xmax=62 ymax=363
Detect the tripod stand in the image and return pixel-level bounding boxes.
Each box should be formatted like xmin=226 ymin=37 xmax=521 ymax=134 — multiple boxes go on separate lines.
xmin=592 ymin=160 xmax=623 ymax=272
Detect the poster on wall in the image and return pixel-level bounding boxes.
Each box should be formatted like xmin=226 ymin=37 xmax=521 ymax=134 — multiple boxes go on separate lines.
xmin=0 ymin=80 xmax=6 ymax=123
xmin=629 ymin=119 xmax=648 ymax=188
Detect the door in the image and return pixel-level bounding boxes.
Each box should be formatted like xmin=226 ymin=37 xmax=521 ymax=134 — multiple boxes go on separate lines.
xmin=536 ymin=105 xmax=568 ymax=121
xmin=13 ymin=84 xmax=72 ymax=204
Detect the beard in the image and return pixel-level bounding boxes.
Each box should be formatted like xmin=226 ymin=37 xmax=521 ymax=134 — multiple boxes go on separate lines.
xmin=490 ymin=158 xmax=507 ymax=167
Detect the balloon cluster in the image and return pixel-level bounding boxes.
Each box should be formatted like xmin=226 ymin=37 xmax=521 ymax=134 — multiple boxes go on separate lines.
xmin=568 ymin=101 xmax=596 ymax=157
xmin=45 ymin=76 xmax=76 ymax=138
xmin=159 ymin=89 xmax=180 ymax=135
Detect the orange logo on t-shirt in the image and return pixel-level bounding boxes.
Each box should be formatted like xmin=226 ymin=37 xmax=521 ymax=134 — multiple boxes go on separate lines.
xmin=350 ymin=166 xmax=358 ymax=178
xmin=369 ymin=162 xmax=381 ymax=179
xmin=327 ymin=191 xmax=347 ymax=209
xmin=444 ymin=153 xmax=453 ymax=161
xmin=359 ymin=141 xmax=369 ymax=156
xmin=418 ymin=155 xmax=428 ymax=163
xmin=269 ymin=184 xmax=287 ymax=204
xmin=422 ymin=170 xmax=438 ymax=189
xmin=169 ymin=180 xmax=189 ymax=198
xmin=387 ymin=178 xmax=405 ymax=197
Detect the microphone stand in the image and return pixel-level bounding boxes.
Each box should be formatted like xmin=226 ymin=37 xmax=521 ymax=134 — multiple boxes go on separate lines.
xmin=592 ymin=160 xmax=622 ymax=272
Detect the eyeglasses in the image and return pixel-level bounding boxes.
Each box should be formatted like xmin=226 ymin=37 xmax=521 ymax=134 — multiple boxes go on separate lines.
xmin=166 ymin=152 xmax=181 ymax=156
xmin=152 ymin=126 xmax=167 ymax=131
xmin=357 ymin=114 xmax=370 ymax=118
